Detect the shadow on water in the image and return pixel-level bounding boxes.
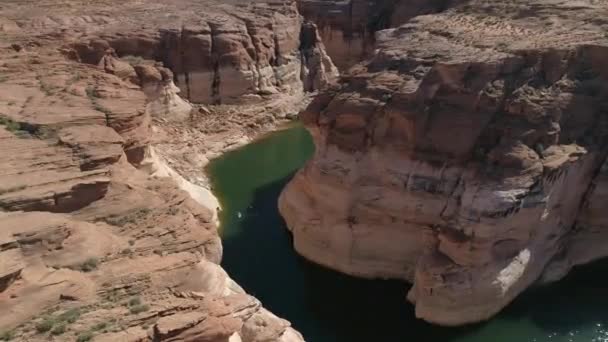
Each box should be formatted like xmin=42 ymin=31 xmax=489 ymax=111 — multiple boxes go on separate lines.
xmin=209 ymin=125 xmax=608 ymax=342
xmin=220 ymin=173 xmax=464 ymax=342
xmin=499 ymin=260 xmax=608 ymax=338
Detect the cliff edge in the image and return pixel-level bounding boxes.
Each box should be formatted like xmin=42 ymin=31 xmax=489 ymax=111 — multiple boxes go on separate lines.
xmin=280 ymin=0 xmax=608 ymax=326
xmin=0 ymin=0 xmax=338 ymax=340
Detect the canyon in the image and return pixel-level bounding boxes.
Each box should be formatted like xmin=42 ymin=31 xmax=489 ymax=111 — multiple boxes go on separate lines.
xmin=1 ymin=0 xmax=608 ymax=341
xmin=297 ymin=0 xmax=465 ymax=70
xmin=281 ymin=0 xmax=608 ymax=327
xmin=0 ymin=0 xmax=336 ymax=340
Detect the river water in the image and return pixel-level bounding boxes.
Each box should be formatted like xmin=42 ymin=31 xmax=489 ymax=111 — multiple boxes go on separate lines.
xmin=207 ymin=125 xmax=608 ymax=342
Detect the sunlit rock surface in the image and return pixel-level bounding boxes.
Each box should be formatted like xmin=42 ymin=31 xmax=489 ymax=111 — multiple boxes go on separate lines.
xmin=280 ymin=0 xmax=608 ymax=326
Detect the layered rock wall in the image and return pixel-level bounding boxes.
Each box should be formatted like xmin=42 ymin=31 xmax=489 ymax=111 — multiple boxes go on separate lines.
xmin=0 ymin=0 xmax=329 ymax=340
xmin=297 ymin=0 xmax=463 ymax=69
xmin=280 ymin=0 xmax=608 ymax=326
xmin=67 ymin=0 xmax=337 ymax=105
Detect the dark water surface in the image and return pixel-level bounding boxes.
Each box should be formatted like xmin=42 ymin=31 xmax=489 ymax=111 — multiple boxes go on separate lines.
xmin=207 ymin=125 xmax=608 ymax=342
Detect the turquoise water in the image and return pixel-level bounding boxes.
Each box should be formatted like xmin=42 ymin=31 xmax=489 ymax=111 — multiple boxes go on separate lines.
xmin=207 ymin=124 xmax=608 ymax=342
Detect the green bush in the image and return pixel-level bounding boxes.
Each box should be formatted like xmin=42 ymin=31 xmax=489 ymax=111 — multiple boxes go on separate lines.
xmin=51 ymin=323 xmax=66 ymax=335
xmin=129 ymin=304 xmax=150 ymax=314
xmin=35 ymin=318 xmax=55 ymax=333
xmin=33 ymin=307 xmax=83 ymax=335
xmin=128 ymin=297 xmax=141 ymax=307
xmin=59 ymin=308 xmax=81 ymax=323
xmin=80 ymin=258 xmax=98 ymax=272
xmin=0 ymin=330 xmax=14 ymax=341
xmin=0 ymin=116 xmax=20 ymax=132
xmin=92 ymin=322 xmax=108 ymax=331
xmin=76 ymin=331 xmax=94 ymax=342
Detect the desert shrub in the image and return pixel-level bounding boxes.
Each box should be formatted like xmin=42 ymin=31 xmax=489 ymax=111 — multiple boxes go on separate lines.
xmin=129 ymin=304 xmax=150 ymax=314
xmin=50 ymin=323 xmax=66 ymax=335
xmin=0 ymin=330 xmax=15 ymax=341
xmin=76 ymin=331 xmax=93 ymax=342
xmin=35 ymin=318 xmax=55 ymax=333
xmin=92 ymin=322 xmax=108 ymax=331
xmin=128 ymin=297 xmax=141 ymax=307
xmin=79 ymin=258 xmax=98 ymax=272
xmin=0 ymin=116 xmax=20 ymax=132
xmin=59 ymin=308 xmax=81 ymax=323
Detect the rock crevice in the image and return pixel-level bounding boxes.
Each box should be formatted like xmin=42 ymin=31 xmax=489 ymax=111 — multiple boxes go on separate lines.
xmin=67 ymin=0 xmax=337 ymax=105
xmin=0 ymin=0 xmax=335 ymax=340
xmin=280 ymin=0 xmax=608 ymax=326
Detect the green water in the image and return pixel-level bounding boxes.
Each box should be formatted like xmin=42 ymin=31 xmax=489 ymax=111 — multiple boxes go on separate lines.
xmin=207 ymin=125 xmax=608 ymax=342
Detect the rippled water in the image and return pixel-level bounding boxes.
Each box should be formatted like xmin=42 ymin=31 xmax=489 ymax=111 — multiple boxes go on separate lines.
xmin=208 ymin=124 xmax=608 ymax=342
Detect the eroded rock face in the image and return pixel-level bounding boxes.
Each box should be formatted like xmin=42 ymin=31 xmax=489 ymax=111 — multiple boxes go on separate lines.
xmin=62 ymin=0 xmax=337 ymax=105
xmin=0 ymin=0 xmax=312 ymax=340
xmin=280 ymin=0 xmax=608 ymax=326
xmin=297 ymin=0 xmax=463 ymax=70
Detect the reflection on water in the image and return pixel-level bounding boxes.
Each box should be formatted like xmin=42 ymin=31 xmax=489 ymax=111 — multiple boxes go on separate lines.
xmin=207 ymin=124 xmax=608 ymax=342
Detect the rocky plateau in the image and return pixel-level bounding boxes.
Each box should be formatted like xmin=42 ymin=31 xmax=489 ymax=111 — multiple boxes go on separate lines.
xmin=0 ymin=0 xmax=338 ymax=340
xmin=298 ymin=0 xmax=465 ymax=70
xmin=280 ymin=0 xmax=608 ymax=326
xmin=2 ymin=0 xmax=608 ymax=339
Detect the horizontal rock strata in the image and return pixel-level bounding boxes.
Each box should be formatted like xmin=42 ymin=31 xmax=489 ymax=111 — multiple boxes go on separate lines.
xmin=280 ymin=0 xmax=608 ymax=326
xmin=297 ymin=0 xmax=464 ymax=69
xmin=0 ymin=0 xmax=330 ymax=340
xmin=51 ymin=0 xmax=338 ymax=104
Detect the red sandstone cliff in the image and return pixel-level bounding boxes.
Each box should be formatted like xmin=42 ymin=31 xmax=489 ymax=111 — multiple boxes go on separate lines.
xmin=280 ymin=0 xmax=608 ymax=326
xmin=297 ymin=0 xmax=464 ymax=70
xmin=0 ymin=0 xmax=338 ymax=340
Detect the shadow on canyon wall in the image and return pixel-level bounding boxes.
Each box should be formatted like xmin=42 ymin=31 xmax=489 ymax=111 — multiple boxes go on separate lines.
xmin=221 ymin=172 xmax=608 ymax=342
xmin=501 ymin=259 xmax=608 ymax=334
